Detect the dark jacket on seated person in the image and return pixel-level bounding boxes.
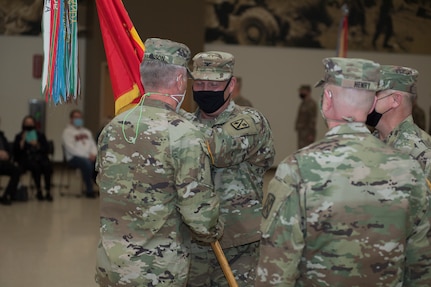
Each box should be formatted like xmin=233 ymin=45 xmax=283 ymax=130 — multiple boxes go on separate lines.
xmin=0 ymin=130 xmax=20 ymax=204
xmin=13 ymin=129 xmax=51 ymax=168
xmin=13 ymin=116 xmax=53 ymax=201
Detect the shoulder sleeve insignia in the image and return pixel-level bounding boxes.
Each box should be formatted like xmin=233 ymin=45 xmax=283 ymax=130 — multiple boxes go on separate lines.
xmin=262 ymin=193 xmax=275 ymax=219
xmin=230 ymin=118 xmax=250 ymax=130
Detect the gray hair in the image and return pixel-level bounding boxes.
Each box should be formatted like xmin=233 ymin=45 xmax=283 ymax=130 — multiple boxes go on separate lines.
xmin=140 ymin=59 xmax=186 ymax=91
xmin=379 ymin=89 xmax=415 ymax=106
xmin=329 ymin=84 xmax=376 ymax=113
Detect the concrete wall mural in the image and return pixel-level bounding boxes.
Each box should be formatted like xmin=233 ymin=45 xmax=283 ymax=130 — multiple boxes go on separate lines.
xmin=205 ymin=0 xmax=431 ymax=54
xmin=0 ymin=0 xmax=87 ymax=36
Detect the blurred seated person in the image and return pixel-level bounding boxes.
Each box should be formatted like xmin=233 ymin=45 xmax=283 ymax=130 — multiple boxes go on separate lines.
xmin=13 ymin=115 xmax=53 ymax=201
xmin=0 ymin=128 xmax=20 ymax=205
xmin=62 ymin=109 xmax=97 ymax=198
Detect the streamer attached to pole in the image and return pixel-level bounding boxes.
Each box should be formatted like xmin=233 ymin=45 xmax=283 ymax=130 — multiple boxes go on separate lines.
xmin=42 ymin=0 xmax=80 ymax=104
xmin=336 ymin=4 xmax=349 ymax=58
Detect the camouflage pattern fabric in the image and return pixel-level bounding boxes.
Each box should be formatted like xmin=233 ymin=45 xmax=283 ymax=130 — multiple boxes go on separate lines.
xmin=143 ymin=38 xmax=190 ymax=67
xmin=378 ymin=65 xmax=418 ymax=95
xmin=190 ymin=51 xmax=234 ymax=81
xmin=187 ymin=241 xmax=259 ymax=287
xmin=315 ymin=57 xmax=380 ymax=91
xmin=295 ymin=97 xmax=317 ymax=149
xmin=256 ymin=122 xmax=431 ymax=286
xmin=381 ymin=115 xmax=431 ymax=181
xmin=95 ymin=99 xmax=221 ymax=287
xmin=182 ymin=101 xmax=275 ymax=286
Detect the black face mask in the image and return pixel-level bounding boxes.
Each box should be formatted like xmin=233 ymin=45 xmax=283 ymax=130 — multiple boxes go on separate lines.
xmin=193 ymin=79 xmax=231 ymax=114
xmin=365 ymin=109 xmax=383 ymax=127
xmin=299 ymin=93 xmax=306 ymax=99
xmin=366 ymin=93 xmax=395 ymax=127
xmin=23 ymin=126 xmax=35 ymax=131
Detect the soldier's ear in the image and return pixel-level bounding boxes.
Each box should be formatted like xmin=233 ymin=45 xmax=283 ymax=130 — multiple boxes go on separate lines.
xmin=391 ymin=93 xmax=402 ymax=108
xmin=323 ymin=89 xmax=333 ymax=109
xmin=368 ymin=94 xmax=377 ymax=114
xmin=228 ymin=77 xmax=237 ymax=93
xmin=324 ymin=89 xmax=334 ymax=98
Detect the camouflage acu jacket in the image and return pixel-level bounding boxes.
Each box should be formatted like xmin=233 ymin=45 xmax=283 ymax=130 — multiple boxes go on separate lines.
xmin=382 ymin=115 xmax=431 ymax=180
xmin=256 ymin=122 xmax=431 ymax=286
xmin=95 ymin=99 xmax=220 ymax=286
xmin=184 ymin=101 xmax=275 ymax=248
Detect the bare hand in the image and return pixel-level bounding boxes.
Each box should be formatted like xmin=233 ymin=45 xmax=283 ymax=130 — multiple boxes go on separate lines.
xmin=89 ymin=154 xmax=97 ymax=162
xmin=0 ymin=150 xmax=10 ymax=161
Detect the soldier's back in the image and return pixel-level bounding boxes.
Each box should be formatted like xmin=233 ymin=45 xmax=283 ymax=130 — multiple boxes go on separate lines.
xmin=96 ymin=103 xmax=214 ymax=286
xmin=294 ymin=125 xmax=430 ymax=286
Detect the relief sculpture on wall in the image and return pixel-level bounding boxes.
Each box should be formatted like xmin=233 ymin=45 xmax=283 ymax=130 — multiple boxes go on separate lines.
xmin=205 ymin=0 xmax=431 ymax=54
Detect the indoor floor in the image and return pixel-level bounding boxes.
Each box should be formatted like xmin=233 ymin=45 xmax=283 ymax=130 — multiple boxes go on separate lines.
xmin=0 ymin=166 xmax=275 ymax=287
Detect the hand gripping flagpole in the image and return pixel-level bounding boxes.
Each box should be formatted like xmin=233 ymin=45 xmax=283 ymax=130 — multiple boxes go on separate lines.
xmin=206 ymin=142 xmax=238 ymax=287
xmin=211 ymin=241 xmax=239 ymax=287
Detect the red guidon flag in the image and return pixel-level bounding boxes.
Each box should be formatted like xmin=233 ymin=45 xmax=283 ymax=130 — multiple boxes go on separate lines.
xmin=95 ymin=0 xmax=145 ymax=115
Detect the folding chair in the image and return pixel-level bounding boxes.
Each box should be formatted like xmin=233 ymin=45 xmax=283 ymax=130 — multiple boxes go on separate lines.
xmin=58 ymin=145 xmax=83 ymax=197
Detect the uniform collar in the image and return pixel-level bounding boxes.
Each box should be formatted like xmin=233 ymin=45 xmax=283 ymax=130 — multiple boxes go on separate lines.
xmin=142 ymin=98 xmax=175 ymax=111
xmin=195 ymin=101 xmax=236 ymax=124
xmin=326 ymin=122 xmax=371 ymax=137
xmin=384 ymin=115 xmax=414 ymax=144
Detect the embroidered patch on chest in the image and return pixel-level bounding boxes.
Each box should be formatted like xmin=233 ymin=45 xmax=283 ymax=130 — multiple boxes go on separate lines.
xmin=230 ymin=119 xmax=250 ymax=130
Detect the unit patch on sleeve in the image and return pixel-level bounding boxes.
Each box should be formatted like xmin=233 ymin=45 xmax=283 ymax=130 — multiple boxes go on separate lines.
xmin=231 ymin=118 xmax=250 ymax=130
xmin=262 ymin=193 xmax=275 ymax=219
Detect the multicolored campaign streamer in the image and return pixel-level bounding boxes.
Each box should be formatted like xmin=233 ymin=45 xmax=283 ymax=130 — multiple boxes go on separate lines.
xmin=42 ymin=0 xmax=80 ymax=104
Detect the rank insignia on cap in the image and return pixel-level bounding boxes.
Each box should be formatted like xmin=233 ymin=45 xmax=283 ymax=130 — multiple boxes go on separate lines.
xmin=231 ymin=119 xmax=250 ymax=130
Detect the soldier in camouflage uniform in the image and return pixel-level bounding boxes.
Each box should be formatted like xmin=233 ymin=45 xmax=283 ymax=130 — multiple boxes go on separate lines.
xmin=256 ymin=57 xmax=431 ymax=286
xmin=294 ymin=84 xmax=317 ymax=149
xmin=366 ymin=65 xmax=431 ymax=179
xmin=95 ymin=38 xmax=222 ymax=287
xmin=184 ymin=51 xmax=275 ymax=287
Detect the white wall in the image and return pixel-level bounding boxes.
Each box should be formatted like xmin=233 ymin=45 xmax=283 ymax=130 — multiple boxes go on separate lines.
xmin=205 ymin=43 xmax=431 ymax=166
xmin=1 ymin=36 xmax=430 ymax=165
xmin=0 ymin=36 xmax=86 ymax=161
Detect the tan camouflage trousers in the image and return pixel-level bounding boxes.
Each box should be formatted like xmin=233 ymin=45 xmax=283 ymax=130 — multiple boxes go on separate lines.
xmin=95 ymin=242 xmax=189 ymax=287
xmin=96 ymin=271 xmax=188 ymax=287
xmin=187 ymin=241 xmax=259 ymax=287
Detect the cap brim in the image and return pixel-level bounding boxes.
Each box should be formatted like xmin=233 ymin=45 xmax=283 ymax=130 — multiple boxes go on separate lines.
xmin=190 ymin=71 xmax=231 ymax=81
xmin=314 ymin=79 xmax=325 ymax=88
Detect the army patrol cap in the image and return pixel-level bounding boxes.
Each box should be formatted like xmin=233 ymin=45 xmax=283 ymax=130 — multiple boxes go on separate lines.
xmin=315 ymin=57 xmax=380 ymax=91
xmin=143 ymin=38 xmax=191 ymax=67
xmin=379 ymin=65 xmax=418 ymax=94
xmin=190 ymin=51 xmax=235 ymax=81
